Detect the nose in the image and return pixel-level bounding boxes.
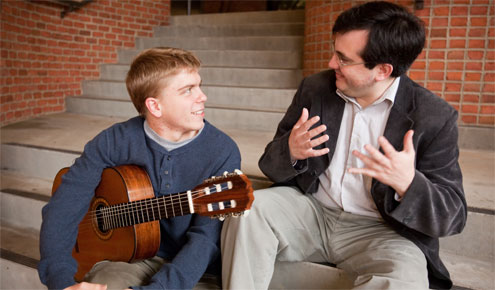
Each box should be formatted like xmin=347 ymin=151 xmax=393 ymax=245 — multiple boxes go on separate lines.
xmin=197 ymin=88 xmax=207 ymax=102
xmin=328 ymin=53 xmax=339 ymax=70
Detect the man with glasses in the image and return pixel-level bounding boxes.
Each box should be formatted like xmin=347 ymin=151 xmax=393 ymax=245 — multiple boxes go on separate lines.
xmin=221 ymin=1 xmax=466 ymax=289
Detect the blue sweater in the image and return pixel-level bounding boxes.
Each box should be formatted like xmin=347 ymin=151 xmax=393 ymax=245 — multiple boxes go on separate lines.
xmin=38 ymin=117 xmax=241 ymax=289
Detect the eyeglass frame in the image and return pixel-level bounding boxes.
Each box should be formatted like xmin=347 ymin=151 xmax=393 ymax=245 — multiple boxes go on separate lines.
xmin=331 ymin=41 xmax=368 ymax=68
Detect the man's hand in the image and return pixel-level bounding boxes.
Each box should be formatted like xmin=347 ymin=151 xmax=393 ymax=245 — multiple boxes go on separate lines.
xmin=65 ymin=282 xmax=107 ymax=290
xmin=348 ymin=130 xmax=416 ymax=197
xmin=288 ymin=108 xmax=330 ymax=161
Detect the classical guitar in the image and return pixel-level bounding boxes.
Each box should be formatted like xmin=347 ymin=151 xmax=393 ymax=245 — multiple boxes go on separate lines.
xmin=51 ymin=165 xmax=254 ymax=281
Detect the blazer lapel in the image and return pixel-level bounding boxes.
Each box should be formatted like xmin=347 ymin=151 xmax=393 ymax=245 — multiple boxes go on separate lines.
xmin=373 ymin=76 xmax=416 ymax=206
xmin=383 ymin=76 xmax=416 ymax=151
xmin=320 ymin=73 xmax=345 ymax=163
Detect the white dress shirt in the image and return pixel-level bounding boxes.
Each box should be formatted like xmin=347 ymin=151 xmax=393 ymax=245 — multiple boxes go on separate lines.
xmin=313 ymin=77 xmax=400 ymax=218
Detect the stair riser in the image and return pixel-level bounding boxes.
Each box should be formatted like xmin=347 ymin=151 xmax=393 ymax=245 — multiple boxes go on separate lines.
xmin=170 ymin=10 xmax=305 ymax=25
xmin=440 ymin=211 xmax=494 ymax=261
xmin=65 ymin=97 xmax=284 ymax=132
xmin=136 ymin=36 xmax=304 ymax=51
xmin=118 ymin=49 xmax=302 ymax=69
xmin=1 ymin=144 xmax=78 ymax=180
xmin=1 ymin=192 xmax=44 ymax=231
xmin=154 ymin=23 xmax=304 ymax=37
xmin=71 ymin=86 xmax=295 ymax=115
xmin=100 ymin=65 xmax=302 ymax=89
xmin=0 ymin=259 xmax=46 ymax=289
xmin=66 ymin=97 xmax=137 ymax=118
xmin=202 ymin=86 xmax=294 ymax=112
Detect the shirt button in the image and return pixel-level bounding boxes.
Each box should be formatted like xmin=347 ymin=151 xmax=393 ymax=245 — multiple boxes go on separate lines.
xmin=167 ymin=156 xmax=171 ymax=161
xmin=164 ymin=170 xmax=169 ymax=175
xmin=165 ymin=183 xmax=170 ymax=188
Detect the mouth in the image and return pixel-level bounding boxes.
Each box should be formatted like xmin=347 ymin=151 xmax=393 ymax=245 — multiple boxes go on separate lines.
xmin=191 ymin=109 xmax=204 ymax=116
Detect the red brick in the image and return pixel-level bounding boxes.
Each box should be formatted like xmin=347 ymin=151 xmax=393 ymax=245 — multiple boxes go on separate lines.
xmin=471 ymin=17 xmax=488 ymax=26
xmin=479 ymin=116 xmax=495 ymax=125
xmin=449 ymin=39 xmax=466 ymax=48
xmin=449 ymin=28 xmax=467 ymax=37
xmin=464 ymin=72 xmax=482 ymax=82
xmin=461 ymin=114 xmax=477 ymax=124
xmin=482 ymin=95 xmax=495 ymax=103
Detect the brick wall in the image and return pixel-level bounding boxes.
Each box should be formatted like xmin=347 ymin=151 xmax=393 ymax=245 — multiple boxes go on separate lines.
xmin=304 ymin=0 xmax=494 ymax=127
xmin=1 ymin=0 xmax=170 ymax=126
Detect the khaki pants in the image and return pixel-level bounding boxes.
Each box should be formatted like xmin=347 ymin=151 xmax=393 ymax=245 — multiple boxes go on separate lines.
xmin=221 ymin=186 xmax=429 ymax=290
xmin=84 ymin=256 xmax=220 ymax=289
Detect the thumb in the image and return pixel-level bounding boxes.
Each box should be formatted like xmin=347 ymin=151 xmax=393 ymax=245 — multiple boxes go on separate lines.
xmin=403 ymin=130 xmax=415 ymax=153
xmin=294 ymin=108 xmax=309 ymax=128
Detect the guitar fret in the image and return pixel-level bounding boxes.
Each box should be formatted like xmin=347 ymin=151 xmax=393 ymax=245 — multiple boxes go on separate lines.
xmin=170 ymin=194 xmax=175 ymax=217
xmin=178 ymin=192 xmax=183 ymax=215
xmin=151 ymin=198 xmax=156 ymax=222
xmin=139 ymin=199 xmax=144 ymax=224
xmin=118 ymin=204 xmax=124 ymax=228
xmin=157 ymin=197 xmax=162 ymax=219
xmin=144 ymin=199 xmax=149 ymax=223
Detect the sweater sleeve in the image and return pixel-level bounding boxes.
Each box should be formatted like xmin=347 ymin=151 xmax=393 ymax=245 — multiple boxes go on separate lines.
xmin=138 ymin=132 xmax=241 ymax=290
xmin=38 ymin=126 xmax=120 ymax=289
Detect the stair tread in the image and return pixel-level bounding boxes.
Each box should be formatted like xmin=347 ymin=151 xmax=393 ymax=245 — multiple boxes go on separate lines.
xmin=2 ymin=113 xmax=494 ymax=212
xmin=1 ymin=170 xmax=53 ymax=198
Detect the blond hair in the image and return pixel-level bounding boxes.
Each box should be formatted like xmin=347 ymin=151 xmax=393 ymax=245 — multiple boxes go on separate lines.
xmin=126 ymin=47 xmax=201 ymax=116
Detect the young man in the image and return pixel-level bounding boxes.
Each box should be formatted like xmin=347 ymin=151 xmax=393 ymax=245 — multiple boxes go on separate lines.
xmin=221 ymin=2 xmax=466 ymax=289
xmin=39 ymin=47 xmax=241 ymax=290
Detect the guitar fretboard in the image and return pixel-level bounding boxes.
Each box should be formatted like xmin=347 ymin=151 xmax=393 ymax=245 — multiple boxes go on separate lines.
xmin=94 ymin=181 xmax=233 ymax=231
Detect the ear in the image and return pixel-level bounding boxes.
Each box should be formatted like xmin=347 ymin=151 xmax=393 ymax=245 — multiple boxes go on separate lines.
xmin=375 ymin=63 xmax=394 ymax=81
xmin=144 ymin=97 xmax=162 ymax=118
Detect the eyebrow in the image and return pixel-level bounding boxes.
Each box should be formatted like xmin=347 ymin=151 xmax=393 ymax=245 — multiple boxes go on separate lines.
xmin=177 ymin=80 xmax=202 ymax=92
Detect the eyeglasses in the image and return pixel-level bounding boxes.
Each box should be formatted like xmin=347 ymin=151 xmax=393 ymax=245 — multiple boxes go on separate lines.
xmin=331 ymin=42 xmax=367 ymax=68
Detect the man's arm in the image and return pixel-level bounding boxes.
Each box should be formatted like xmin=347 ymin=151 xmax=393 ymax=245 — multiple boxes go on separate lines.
xmin=259 ymin=78 xmax=328 ymax=183
xmin=350 ymin=112 xmax=466 ymax=238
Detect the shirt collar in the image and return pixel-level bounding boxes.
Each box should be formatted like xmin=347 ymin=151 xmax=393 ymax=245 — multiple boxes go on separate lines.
xmin=336 ymin=76 xmax=400 ymax=108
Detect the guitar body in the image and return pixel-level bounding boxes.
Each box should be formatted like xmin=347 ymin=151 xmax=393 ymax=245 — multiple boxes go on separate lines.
xmin=52 ymin=165 xmax=160 ymax=281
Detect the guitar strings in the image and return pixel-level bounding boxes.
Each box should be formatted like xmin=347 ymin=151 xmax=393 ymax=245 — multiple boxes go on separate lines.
xmin=74 ymin=183 xmax=234 ymax=233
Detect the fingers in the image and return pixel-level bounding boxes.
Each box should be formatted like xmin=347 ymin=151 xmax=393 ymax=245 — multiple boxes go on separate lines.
xmin=403 ymin=130 xmax=415 ymax=153
xmin=289 ymin=108 xmax=329 ymax=160
xmin=378 ymin=135 xmax=396 ymax=156
xmin=294 ymin=107 xmax=309 ymax=129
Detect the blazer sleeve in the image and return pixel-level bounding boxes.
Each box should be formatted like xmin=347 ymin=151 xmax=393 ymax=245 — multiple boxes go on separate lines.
xmin=258 ymin=78 xmax=312 ymax=183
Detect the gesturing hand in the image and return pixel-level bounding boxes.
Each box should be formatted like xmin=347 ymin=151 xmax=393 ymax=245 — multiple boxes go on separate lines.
xmin=288 ymin=108 xmax=330 ymax=161
xmin=348 ymin=130 xmax=416 ymax=197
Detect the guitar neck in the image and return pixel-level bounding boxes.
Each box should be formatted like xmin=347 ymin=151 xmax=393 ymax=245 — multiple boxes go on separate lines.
xmin=99 ymin=191 xmax=193 ymax=231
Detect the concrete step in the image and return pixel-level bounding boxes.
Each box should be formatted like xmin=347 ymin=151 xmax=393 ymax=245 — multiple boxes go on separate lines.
xmin=99 ymin=65 xmax=302 ymax=88
xmin=154 ymin=22 xmax=305 ymax=37
xmin=118 ymin=49 xmax=302 ymax=69
xmin=169 ymin=10 xmax=305 ymax=26
xmin=136 ymin=36 xmax=304 ymax=51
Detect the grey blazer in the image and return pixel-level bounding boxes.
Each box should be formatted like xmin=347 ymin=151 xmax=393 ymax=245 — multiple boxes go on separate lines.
xmin=259 ymin=70 xmax=467 ymax=289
